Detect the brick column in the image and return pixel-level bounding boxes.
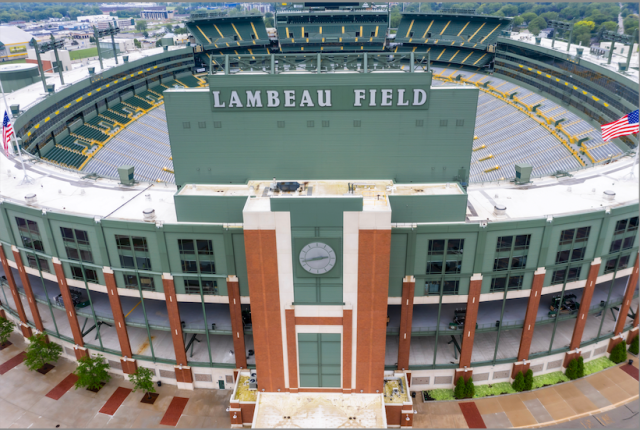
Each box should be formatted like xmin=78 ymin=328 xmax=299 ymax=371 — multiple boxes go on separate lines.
xmin=0 ymin=246 xmax=31 ymax=337
xmin=12 ymin=246 xmax=44 ymax=333
xmin=511 ymin=268 xmax=546 ymax=378
xmin=52 ymin=258 xmax=89 ymax=360
xmin=244 ymin=230 xmax=285 ymax=393
xmin=397 ymin=276 xmax=415 ymax=371
xmin=401 ymin=404 xmax=414 ymax=428
xmin=458 ymin=274 xmax=482 ymax=370
xmin=162 ymin=274 xmax=193 ymax=387
xmin=569 ymin=258 xmax=601 ymax=351
xmin=227 ymin=275 xmax=247 ymax=369
xmin=628 ymin=304 xmax=639 ymax=345
xmin=356 ymin=230 xmax=391 ymax=393
xmin=614 ymin=253 xmax=638 ymax=336
xmin=285 ymin=308 xmax=298 ymax=392
xmin=103 ymin=267 xmax=137 ymax=374
xmin=343 ymin=308 xmax=352 ymax=394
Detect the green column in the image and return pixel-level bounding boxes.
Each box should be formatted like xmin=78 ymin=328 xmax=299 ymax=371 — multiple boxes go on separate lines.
xmin=94 ymin=27 xmax=104 ymax=70
xmin=31 ymin=39 xmax=48 ymax=93
xmin=50 ymin=35 xmax=65 ymax=85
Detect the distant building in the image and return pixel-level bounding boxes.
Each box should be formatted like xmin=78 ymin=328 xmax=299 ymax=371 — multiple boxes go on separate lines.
xmin=26 ymin=48 xmax=72 ymax=72
xmin=141 ymin=8 xmax=174 ymax=20
xmin=0 ymin=26 xmax=35 ymax=62
xmin=77 ymin=15 xmax=114 ymax=23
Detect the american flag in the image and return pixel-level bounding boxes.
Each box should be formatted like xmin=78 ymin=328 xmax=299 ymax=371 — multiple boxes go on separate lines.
xmin=3 ymin=110 xmax=14 ymax=156
xmin=601 ymin=110 xmax=639 ymax=142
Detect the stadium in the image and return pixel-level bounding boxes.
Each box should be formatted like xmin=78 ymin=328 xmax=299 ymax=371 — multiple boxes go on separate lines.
xmin=0 ymin=3 xmax=638 ymax=428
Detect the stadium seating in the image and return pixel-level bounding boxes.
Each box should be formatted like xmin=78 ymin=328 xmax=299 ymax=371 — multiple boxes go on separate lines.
xmin=188 ymin=16 xmax=269 ymax=47
xmin=123 ymin=96 xmax=154 ymax=111
xmin=396 ymin=14 xmax=509 ymax=45
xmin=100 ymin=109 xmax=130 ymax=125
xmin=175 ymin=75 xmax=205 ymax=88
xmin=73 ymin=124 xmax=110 ymax=143
xmin=42 ymin=146 xmax=88 ymax=169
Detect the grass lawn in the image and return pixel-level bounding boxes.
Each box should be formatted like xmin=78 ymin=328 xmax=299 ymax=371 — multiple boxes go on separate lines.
xmin=69 ymin=47 xmax=99 ymax=60
xmin=1 ymin=58 xmax=27 ymax=65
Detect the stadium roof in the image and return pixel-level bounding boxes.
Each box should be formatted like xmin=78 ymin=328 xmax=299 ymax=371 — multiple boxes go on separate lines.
xmin=0 ymin=26 xmax=34 ymax=45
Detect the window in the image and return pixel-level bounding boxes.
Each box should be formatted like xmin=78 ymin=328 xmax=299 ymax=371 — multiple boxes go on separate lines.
xmin=289 ymin=32 xmax=294 ymax=38
xmin=559 ymin=229 xmax=575 ymax=245
xmin=439 ymin=119 xmax=448 ymax=127
xmin=622 ymin=236 xmax=635 ymax=250
xmin=307 ymin=120 xmax=315 ymax=127
xmin=552 ymin=267 xmax=581 ymax=284
xmin=628 ymin=217 xmax=639 ymax=231
xmin=426 ymin=279 xmax=459 ymax=295
xmin=16 ymin=217 xmax=44 ymax=252
xmin=322 ymin=120 xmax=330 ymax=127
xmin=182 ymin=121 xmax=190 ymax=129
xmin=610 ymin=239 xmax=623 ymax=253
xmin=456 ymin=119 xmax=464 ymax=127
xmin=574 ymin=227 xmax=590 ymax=243
xmin=184 ymin=279 xmax=218 ymax=295
xmin=304 ymin=32 xmax=309 ymax=37
xmin=370 ymin=31 xmax=376 ymax=37
xmin=491 ymin=275 xmax=524 ymax=292
xmin=198 ymin=121 xmax=206 ymax=129
xmin=178 ymin=239 xmax=216 ymax=287
xmin=60 ymin=227 xmax=93 ymax=263
xmin=115 ymin=235 xmax=153 ymax=288
xmin=614 ymin=219 xmax=628 ymax=235
xmin=496 ymin=236 xmax=513 ymax=251
xmin=27 ymin=255 xmax=50 ymax=273
xmin=426 ymin=239 xmax=463 ymax=275
xmin=415 ymin=119 xmax=424 ymax=127
xmin=605 ymin=254 xmax=632 ymax=273
xmin=251 ymin=34 xmax=256 ymax=40
xmin=494 ymin=234 xmax=531 ymax=272
xmin=71 ymin=265 xmax=98 ymax=283
xmin=609 ymin=217 xmax=638 ymax=254
xmin=277 ymin=121 xmax=285 ymax=128
xmin=213 ymin=121 xmax=222 ymax=128
xmin=409 ymin=31 xmax=414 ymax=37
xmin=124 ymin=274 xmax=155 ymax=291
xmin=355 ymin=31 xmax=360 ymax=37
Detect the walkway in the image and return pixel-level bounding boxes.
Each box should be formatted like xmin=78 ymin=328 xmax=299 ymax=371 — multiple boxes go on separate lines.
xmin=0 ymin=333 xmax=231 ymax=428
xmin=414 ymin=357 xmax=639 ymax=428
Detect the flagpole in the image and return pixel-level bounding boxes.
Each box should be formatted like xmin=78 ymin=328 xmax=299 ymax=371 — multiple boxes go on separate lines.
xmin=0 ymin=77 xmax=33 ymax=185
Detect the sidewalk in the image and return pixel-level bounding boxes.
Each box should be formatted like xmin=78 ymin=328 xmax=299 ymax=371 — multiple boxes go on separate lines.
xmin=414 ymin=357 xmax=639 ymax=428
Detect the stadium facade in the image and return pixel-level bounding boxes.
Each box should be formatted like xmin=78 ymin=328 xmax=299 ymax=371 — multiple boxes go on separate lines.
xmin=0 ymin=4 xmax=638 ymax=428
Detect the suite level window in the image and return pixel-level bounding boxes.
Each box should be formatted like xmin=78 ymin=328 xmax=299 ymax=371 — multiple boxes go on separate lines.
xmin=493 ymin=234 xmax=530 ymax=271
xmin=604 ymin=254 xmax=631 ymax=274
xmin=178 ymin=239 xmax=215 ymax=274
xmin=614 ymin=216 xmax=638 ymax=235
xmin=16 ymin=217 xmax=44 ymax=252
xmin=115 ymin=235 xmax=151 ymax=270
xmin=490 ymin=274 xmax=524 ymax=292
xmin=552 ymin=266 xmax=581 ymax=284
xmin=426 ymin=239 xmax=464 ymax=274
xmin=124 ymin=274 xmax=155 ymax=291
xmin=27 ymin=255 xmax=50 ymax=273
xmin=61 ymin=227 xmax=93 ymax=263
xmin=555 ymin=227 xmax=590 ymax=264
xmin=184 ymin=279 xmax=218 ymax=295
xmin=70 ymin=265 xmax=98 ymax=283
xmin=425 ymin=279 xmax=459 ymax=295
xmin=609 ymin=216 xmax=638 ymax=253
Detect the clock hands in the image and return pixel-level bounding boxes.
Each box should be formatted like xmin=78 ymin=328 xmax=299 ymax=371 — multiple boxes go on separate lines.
xmin=303 ymin=256 xmax=329 ymax=262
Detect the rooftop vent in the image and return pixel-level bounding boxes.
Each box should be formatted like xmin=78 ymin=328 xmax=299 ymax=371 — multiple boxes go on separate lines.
xmin=143 ymin=208 xmax=156 ymax=221
xmin=494 ymin=204 xmax=507 ymax=216
xmin=46 ymin=84 xmax=55 ymax=94
xmin=123 ymin=56 xmax=129 ymax=63
xmin=603 ymin=190 xmax=615 ymax=201
xmin=535 ymin=37 xmax=541 ymax=45
xmin=88 ymin=66 xmax=95 ymax=75
xmin=576 ymin=48 xmax=584 ymax=57
xmin=10 ymin=104 xmax=19 ymax=116
xmin=25 ymin=193 xmax=37 ymax=206
xmin=618 ymin=62 xmax=627 ymax=72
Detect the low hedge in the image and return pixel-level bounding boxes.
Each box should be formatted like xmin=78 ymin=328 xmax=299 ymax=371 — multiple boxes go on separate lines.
xmin=531 ymin=371 xmax=569 ymax=389
xmin=426 ymin=388 xmax=455 ymax=401
xmin=584 ymin=357 xmax=616 ymax=375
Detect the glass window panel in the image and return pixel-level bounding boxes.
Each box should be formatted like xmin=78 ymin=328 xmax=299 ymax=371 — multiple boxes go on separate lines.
xmin=552 ymin=269 xmax=566 ymax=284
xmin=491 ymin=276 xmax=507 ymax=292
xmin=71 ymin=265 xmax=84 ymax=280
xmin=66 ymin=246 xmax=80 ymax=261
xmin=447 ymin=239 xmax=464 ymax=254
xmin=493 ymin=257 xmax=510 ymax=271
xmin=132 ymin=237 xmax=148 ymax=252
xmin=508 ymin=275 xmax=524 ymax=289
xmin=178 ymin=239 xmax=194 ymax=253
xmin=575 ymin=227 xmax=590 ymax=242
xmin=571 ymin=247 xmax=586 ymax=262
xmin=139 ymin=276 xmax=155 ymax=291
xmin=425 ymin=280 xmax=440 ymax=295
xmin=199 ymin=260 xmax=215 ymax=274
xmin=514 ymin=234 xmax=530 ymax=250
xmin=511 ymin=255 xmax=527 ymax=269
xmin=628 ymin=217 xmax=639 ymax=231
xmin=27 ymin=220 xmax=39 ymax=233
xmin=115 ymin=235 xmax=130 ymax=249
xmin=614 ymin=219 xmax=628 ymax=234
xmin=80 ymin=249 xmax=93 ymax=263
xmin=567 ymin=267 xmax=581 ymax=281
xmin=556 ymin=250 xmax=570 ymax=264
xmin=60 ymin=227 xmax=74 ymax=241
xmin=85 ymin=268 xmax=98 ymax=283
xmin=182 ymin=259 xmax=198 ymax=273
xmin=426 ymin=261 xmax=443 ymax=274
xmin=16 ymin=217 xmax=27 ymax=228
xmin=75 ymin=230 xmax=89 ymax=244
xmin=610 ymin=239 xmax=623 ymax=253
xmin=123 ymin=274 xmax=138 ymax=289
xmin=496 ymin=236 xmax=512 ymax=251
xmin=119 ymin=255 xmax=135 ymax=268
xmin=197 ymin=240 xmax=213 ymax=255
xmin=444 ymin=260 xmax=461 ymax=274
xmin=559 ymin=229 xmax=575 ymax=244
xmin=622 ymin=236 xmax=635 ymax=250
xmin=33 ymin=241 xmax=44 ymax=252
xmin=136 ymin=257 xmax=151 ymax=270
xmin=428 ymin=240 xmax=445 ymax=254
xmin=618 ymin=255 xmax=630 ymax=270
xmin=443 ymin=280 xmax=459 ymax=295
xmin=604 ymin=258 xmax=617 ymax=274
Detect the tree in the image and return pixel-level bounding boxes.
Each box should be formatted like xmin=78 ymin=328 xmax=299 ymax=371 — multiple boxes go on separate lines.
xmin=454 ymin=376 xmax=466 ymax=399
xmin=527 ymin=17 xmax=548 ymax=36
xmin=134 ymin=38 xmax=141 ymax=49
xmin=499 ymin=5 xmax=518 ymax=17
xmin=24 ymin=333 xmax=62 ymax=371
xmin=512 ymin=371 xmax=525 ymax=391
xmin=74 ymin=354 xmax=111 ymax=391
xmin=565 ymin=358 xmax=578 ymax=380
xmin=521 ymin=12 xmax=538 ymax=24
xmin=599 ymin=21 xmax=619 ymax=33
xmin=165 ymin=24 xmax=173 ymax=33
xmin=524 ymin=369 xmax=534 ymax=391
xmin=464 ymin=377 xmax=475 ymax=399
xmin=539 ymin=12 xmax=559 ymax=22
xmin=610 ymin=341 xmax=628 ymax=364
xmin=629 ymin=335 xmax=639 ymax=355
xmin=623 ymin=16 xmax=639 ymax=35
xmin=155 ymin=40 xmax=162 ymax=47
xmin=130 ymin=366 xmax=156 ymax=399
xmin=512 ymin=17 xmax=524 ymax=27
xmin=576 ymin=356 xmax=585 ymax=379
xmin=0 ymin=317 xmax=15 ymax=346
xmin=135 ymin=20 xmax=147 ymax=32
xmin=572 ymin=20 xmax=596 ymax=46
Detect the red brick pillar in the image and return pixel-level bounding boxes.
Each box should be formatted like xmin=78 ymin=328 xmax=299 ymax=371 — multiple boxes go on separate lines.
xmin=356 ymin=230 xmax=391 ymax=394
xmin=244 ymin=230 xmax=285 ymax=393
xmin=103 ymin=268 xmax=137 ymax=374
xmin=628 ymin=304 xmax=639 ymax=345
xmin=0 ymin=246 xmax=32 ymax=338
xmin=401 ymin=404 xmax=414 ymax=428
xmin=458 ymin=274 xmax=482 ymax=370
xmin=162 ymin=274 xmax=193 ymax=386
xmin=227 ymin=275 xmax=247 ymax=369
xmin=284 ymin=308 xmax=298 ymax=392
xmin=614 ymin=253 xmax=638 ymax=336
xmin=343 ymin=308 xmax=353 ymax=394
xmin=397 ymin=276 xmax=415 ymax=371
xmin=569 ymin=258 xmax=602 ymax=351
xmin=511 ymin=268 xmax=545 ymax=378
xmin=52 ymin=258 xmax=89 ymax=360
xmin=12 ymin=246 xmax=45 ymax=333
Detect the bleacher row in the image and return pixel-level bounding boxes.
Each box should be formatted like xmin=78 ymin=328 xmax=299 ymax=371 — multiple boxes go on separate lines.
xmin=395 ymin=46 xmax=490 ymax=67
xmin=83 ymin=105 xmax=174 ymax=183
xmin=187 ymin=17 xmax=269 ymax=47
xmin=395 ymin=16 xmax=509 ymax=45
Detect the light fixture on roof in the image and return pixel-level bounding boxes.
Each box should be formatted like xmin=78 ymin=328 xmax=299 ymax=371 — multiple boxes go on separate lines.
xmin=547 ymin=215 xmax=553 ymax=223
xmin=94 ymin=216 xmax=101 ymax=223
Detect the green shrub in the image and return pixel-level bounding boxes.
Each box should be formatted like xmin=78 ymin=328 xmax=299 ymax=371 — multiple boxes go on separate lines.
xmin=524 ymin=369 xmax=533 ymax=391
xmin=531 ymin=371 xmax=569 ymax=389
xmin=129 ymin=366 xmax=156 ymax=399
xmin=454 ymin=376 xmax=466 ymax=399
xmin=565 ymin=358 xmax=578 ymax=380
xmin=0 ymin=317 xmax=15 ymax=345
xmin=24 ymin=333 xmax=62 ymax=371
xmin=610 ymin=341 xmax=628 ymax=364
xmin=630 ymin=336 xmax=639 ymax=355
xmin=74 ymin=354 xmax=111 ymax=391
xmin=512 ymin=371 xmax=525 ymax=391
xmin=465 ymin=378 xmax=475 ymax=399
xmin=473 ymin=382 xmax=516 ymax=398
xmin=576 ymin=356 xmax=585 ymax=378
xmin=584 ymin=357 xmax=615 ymax=375
xmin=426 ymin=388 xmax=455 ymax=401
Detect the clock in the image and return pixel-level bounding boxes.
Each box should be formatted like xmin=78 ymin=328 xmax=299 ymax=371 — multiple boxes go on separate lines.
xmin=299 ymin=242 xmax=337 ymax=275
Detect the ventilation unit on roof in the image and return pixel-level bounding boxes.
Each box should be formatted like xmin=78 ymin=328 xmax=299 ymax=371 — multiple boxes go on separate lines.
xmin=494 ymin=205 xmax=507 ymax=216
xmin=143 ymin=208 xmax=156 ymax=221
xmin=603 ymin=190 xmax=616 ymax=201
xmin=118 ymin=165 xmax=135 ymax=186
xmin=25 ymin=193 xmax=37 ymax=206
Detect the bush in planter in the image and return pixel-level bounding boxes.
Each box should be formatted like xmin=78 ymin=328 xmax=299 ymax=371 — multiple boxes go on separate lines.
xmin=523 ymin=369 xmax=533 ymax=391
xmin=630 ymin=335 xmax=639 ymax=355
xmin=512 ymin=371 xmax=525 ymax=392
xmin=129 ymin=366 xmax=156 ymax=399
xmin=576 ymin=356 xmax=585 ymax=378
xmin=0 ymin=317 xmax=15 ymax=346
xmin=454 ymin=377 xmax=466 ymax=399
xmin=464 ymin=378 xmax=475 ymax=399
xmin=74 ymin=354 xmax=111 ymax=391
xmin=565 ymin=358 xmax=578 ymax=380
xmin=24 ymin=333 xmax=62 ymax=372
xmin=610 ymin=341 xmax=628 ymax=364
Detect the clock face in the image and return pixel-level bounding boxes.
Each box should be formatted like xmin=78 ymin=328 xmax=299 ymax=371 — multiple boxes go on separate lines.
xmin=299 ymin=242 xmax=337 ymax=275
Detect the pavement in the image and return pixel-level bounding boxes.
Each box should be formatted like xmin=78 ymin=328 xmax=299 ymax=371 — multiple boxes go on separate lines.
xmin=1 ymin=329 xmax=638 ymax=429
